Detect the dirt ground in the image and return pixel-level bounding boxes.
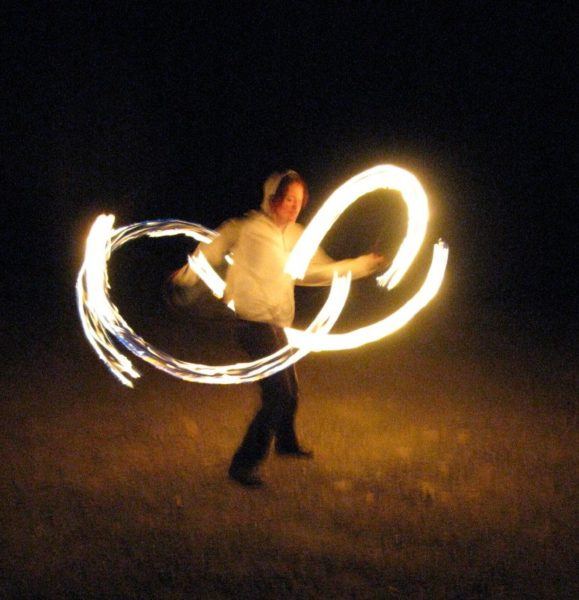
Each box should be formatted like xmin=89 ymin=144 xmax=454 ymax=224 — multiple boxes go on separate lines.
xmin=1 ymin=300 xmax=577 ymax=599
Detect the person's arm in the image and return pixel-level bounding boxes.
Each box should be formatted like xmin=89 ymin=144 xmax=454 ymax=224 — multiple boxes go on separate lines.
xmin=297 ymin=247 xmax=385 ymax=286
xmin=170 ymin=218 xmax=241 ymax=288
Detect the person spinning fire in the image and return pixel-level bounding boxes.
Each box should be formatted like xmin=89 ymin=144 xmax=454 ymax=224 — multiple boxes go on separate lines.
xmin=170 ymin=170 xmax=383 ymax=487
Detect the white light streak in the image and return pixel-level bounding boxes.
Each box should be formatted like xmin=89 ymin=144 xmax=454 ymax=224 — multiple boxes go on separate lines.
xmin=76 ymin=217 xmax=350 ymax=385
xmin=188 ymin=251 xmax=226 ymax=299
xmin=76 ymin=165 xmax=449 ymax=386
xmin=285 ymin=241 xmax=449 ymax=351
xmin=286 ymin=165 xmax=428 ymax=290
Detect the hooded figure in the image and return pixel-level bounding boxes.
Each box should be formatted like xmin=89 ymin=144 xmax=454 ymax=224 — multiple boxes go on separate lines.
xmin=171 ymin=170 xmax=382 ymax=486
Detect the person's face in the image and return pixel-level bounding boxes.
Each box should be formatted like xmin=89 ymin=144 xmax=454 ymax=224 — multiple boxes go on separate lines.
xmin=274 ymin=182 xmax=304 ymax=226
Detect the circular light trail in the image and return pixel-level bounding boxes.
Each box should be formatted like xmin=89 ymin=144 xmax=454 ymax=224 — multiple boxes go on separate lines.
xmin=76 ymin=165 xmax=449 ymax=387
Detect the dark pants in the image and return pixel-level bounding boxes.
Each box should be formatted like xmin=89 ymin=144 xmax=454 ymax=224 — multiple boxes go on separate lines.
xmin=230 ymin=320 xmax=300 ymax=469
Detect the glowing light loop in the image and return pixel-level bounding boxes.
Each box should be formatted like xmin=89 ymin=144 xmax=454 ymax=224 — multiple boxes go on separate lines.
xmin=77 ymin=165 xmax=449 ymax=386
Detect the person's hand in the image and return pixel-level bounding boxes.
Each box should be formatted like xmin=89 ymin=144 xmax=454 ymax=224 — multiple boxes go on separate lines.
xmin=357 ymin=252 xmax=387 ymax=276
xmin=164 ymin=263 xmax=202 ymax=310
xmin=170 ymin=263 xmax=198 ymax=287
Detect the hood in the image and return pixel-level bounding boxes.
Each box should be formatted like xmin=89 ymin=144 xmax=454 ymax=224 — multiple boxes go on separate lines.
xmin=260 ymin=170 xmax=299 ymax=216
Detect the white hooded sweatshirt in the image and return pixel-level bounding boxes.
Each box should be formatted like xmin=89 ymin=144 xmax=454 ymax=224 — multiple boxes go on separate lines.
xmin=172 ymin=186 xmax=376 ymax=327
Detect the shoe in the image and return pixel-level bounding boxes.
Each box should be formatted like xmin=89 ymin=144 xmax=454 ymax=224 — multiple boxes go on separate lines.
xmin=275 ymin=446 xmax=314 ymax=459
xmin=228 ymin=465 xmax=264 ymax=488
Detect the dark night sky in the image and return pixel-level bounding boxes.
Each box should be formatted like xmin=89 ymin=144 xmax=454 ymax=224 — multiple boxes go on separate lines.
xmin=2 ymin=3 xmax=576 ymax=354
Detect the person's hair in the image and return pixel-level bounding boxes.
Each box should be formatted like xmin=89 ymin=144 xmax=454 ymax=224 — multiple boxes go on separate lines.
xmin=270 ymin=171 xmax=309 ymax=208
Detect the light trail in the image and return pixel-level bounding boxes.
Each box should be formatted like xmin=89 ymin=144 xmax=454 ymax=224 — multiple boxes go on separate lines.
xmin=285 ymin=241 xmax=449 ymax=351
xmin=77 ymin=165 xmax=449 ymax=386
xmin=187 ymin=251 xmax=227 ymax=300
xmin=76 ymin=216 xmax=350 ymax=386
xmin=286 ymin=165 xmax=429 ymax=290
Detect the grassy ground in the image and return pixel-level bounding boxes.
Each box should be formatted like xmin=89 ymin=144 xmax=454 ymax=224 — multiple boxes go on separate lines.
xmin=1 ymin=304 xmax=577 ymax=598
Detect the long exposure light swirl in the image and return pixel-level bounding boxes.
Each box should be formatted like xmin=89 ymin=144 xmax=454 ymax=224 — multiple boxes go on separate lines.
xmin=76 ymin=165 xmax=449 ymax=387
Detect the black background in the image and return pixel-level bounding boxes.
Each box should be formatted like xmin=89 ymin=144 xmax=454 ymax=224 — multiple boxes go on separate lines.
xmin=2 ymin=3 xmax=576 ymax=355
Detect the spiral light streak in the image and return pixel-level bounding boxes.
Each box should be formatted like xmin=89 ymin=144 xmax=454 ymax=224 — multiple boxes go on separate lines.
xmin=77 ymin=165 xmax=449 ymax=387
xmin=76 ymin=216 xmax=140 ymax=387
xmin=282 ymin=164 xmax=447 ymax=349
xmin=188 ymin=251 xmax=226 ymax=299
xmin=76 ymin=216 xmax=350 ymax=386
xmin=285 ymin=165 xmax=428 ymax=290
xmin=285 ymin=241 xmax=449 ymax=352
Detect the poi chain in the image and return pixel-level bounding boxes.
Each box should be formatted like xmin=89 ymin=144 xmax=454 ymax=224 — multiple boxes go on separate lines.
xmin=77 ymin=165 xmax=449 ymax=387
